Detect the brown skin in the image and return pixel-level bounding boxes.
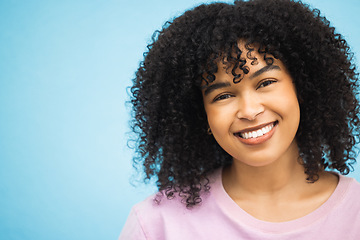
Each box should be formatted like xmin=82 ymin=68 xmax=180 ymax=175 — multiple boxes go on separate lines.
xmin=222 ymin=160 xmax=338 ymax=222
xmin=202 ymin=43 xmax=338 ymax=222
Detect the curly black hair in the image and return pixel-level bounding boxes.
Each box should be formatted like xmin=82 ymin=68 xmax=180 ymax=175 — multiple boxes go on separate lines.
xmin=130 ymin=0 xmax=360 ymax=207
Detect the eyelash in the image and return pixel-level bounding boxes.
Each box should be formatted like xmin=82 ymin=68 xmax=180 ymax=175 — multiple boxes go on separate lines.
xmin=213 ymin=93 xmax=233 ymax=102
xmin=212 ymin=79 xmax=277 ymax=102
xmin=257 ymin=79 xmax=277 ymax=89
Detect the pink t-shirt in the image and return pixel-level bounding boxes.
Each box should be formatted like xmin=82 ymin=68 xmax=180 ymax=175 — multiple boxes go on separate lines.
xmin=119 ymin=169 xmax=360 ymax=239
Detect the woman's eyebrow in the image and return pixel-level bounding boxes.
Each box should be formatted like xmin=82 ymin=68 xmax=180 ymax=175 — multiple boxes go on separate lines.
xmin=202 ymin=65 xmax=280 ymax=96
xmin=202 ymin=82 xmax=231 ymax=96
xmin=249 ymin=65 xmax=281 ymax=79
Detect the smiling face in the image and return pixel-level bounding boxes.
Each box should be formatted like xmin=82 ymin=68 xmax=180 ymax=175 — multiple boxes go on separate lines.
xmin=201 ymin=47 xmax=300 ymax=168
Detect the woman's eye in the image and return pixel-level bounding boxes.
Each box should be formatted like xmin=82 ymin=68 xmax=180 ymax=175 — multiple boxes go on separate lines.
xmin=214 ymin=94 xmax=232 ymax=102
xmin=257 ymin=79 xmax=277 ymax=89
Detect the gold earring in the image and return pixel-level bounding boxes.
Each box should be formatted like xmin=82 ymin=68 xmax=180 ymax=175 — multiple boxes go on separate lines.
xmin=207 ymin=127 xmax=212 ymax=135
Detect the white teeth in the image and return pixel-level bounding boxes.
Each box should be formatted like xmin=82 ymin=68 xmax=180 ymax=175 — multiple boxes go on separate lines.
xmin=239 ymin=123 xmax=274 ymax=139
xmin=244 ymin=132 xmax=249 ymax=139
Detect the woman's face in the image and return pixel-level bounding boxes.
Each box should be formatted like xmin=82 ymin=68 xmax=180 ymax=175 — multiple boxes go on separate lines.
xmin=201 ymin=49 xmax=300 ymax=168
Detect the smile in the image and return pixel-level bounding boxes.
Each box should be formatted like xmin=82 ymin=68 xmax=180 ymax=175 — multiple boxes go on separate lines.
xmin=234 ymin=121 xmax=278 ymax=145
xmin=239 ymin=122 xmax=276 ymax=139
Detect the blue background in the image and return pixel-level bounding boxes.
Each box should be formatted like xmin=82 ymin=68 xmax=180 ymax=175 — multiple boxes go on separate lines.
xmin=0 ymin=0 xmax=359 ymax=239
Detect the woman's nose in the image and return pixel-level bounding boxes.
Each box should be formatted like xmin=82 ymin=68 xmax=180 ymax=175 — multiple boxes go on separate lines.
xmin=236 ymin=94 xmax=265 ymax=120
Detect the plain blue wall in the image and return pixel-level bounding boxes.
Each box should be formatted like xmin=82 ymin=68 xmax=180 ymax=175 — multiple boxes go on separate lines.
xmin=0 ymin=0 xmax=359 ymax=239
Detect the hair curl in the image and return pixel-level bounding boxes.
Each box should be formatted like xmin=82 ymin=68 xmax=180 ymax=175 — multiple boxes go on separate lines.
xmin=130 ymin=0 xmax=360 ymax=207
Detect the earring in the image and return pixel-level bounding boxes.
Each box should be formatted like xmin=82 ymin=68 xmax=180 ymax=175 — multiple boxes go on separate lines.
xmin=207 ymin=127 xmax=212 ymax=135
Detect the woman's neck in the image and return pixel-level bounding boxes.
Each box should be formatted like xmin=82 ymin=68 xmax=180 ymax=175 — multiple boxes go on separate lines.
xmin=222 ymin=142 xmax=307 ymax=199
xmin=221 ymin=144 xmax=339 ymax=222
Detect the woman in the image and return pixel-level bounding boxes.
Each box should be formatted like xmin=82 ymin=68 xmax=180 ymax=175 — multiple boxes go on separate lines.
xmin=120 ymin=0 xmax=360 ymax=239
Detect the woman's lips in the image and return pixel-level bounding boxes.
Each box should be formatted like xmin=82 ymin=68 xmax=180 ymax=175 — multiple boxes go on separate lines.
xmin=234 ymin=121 xmax=278 ymax=145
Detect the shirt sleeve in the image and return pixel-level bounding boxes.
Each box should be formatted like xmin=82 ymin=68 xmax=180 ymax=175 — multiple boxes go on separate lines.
xmin=119 ymin=207 xmax=147 ymax=240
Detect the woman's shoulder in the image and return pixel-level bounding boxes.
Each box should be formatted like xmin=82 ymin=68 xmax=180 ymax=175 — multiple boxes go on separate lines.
xmin=340 ymin=174 xmax=360 ymax=198
xmin=119 ymin=193 xmax=190 ymax=239
xmin=327 ymin=174 xmax=360 ymax=229
xmin=337 ymin=173 xmax=360 ymax=190
xmin=132 ymin=192 xmax=188 ymax=218
xmin=134 ymin=169 xmax=222 ymax=216
xmin=119 ymin=171 xmax=220 ymax=240
xmin=135 ymin=168 xmax=222 ymax=208
xmin=328 ymin=173 xmax=360 ymax=220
